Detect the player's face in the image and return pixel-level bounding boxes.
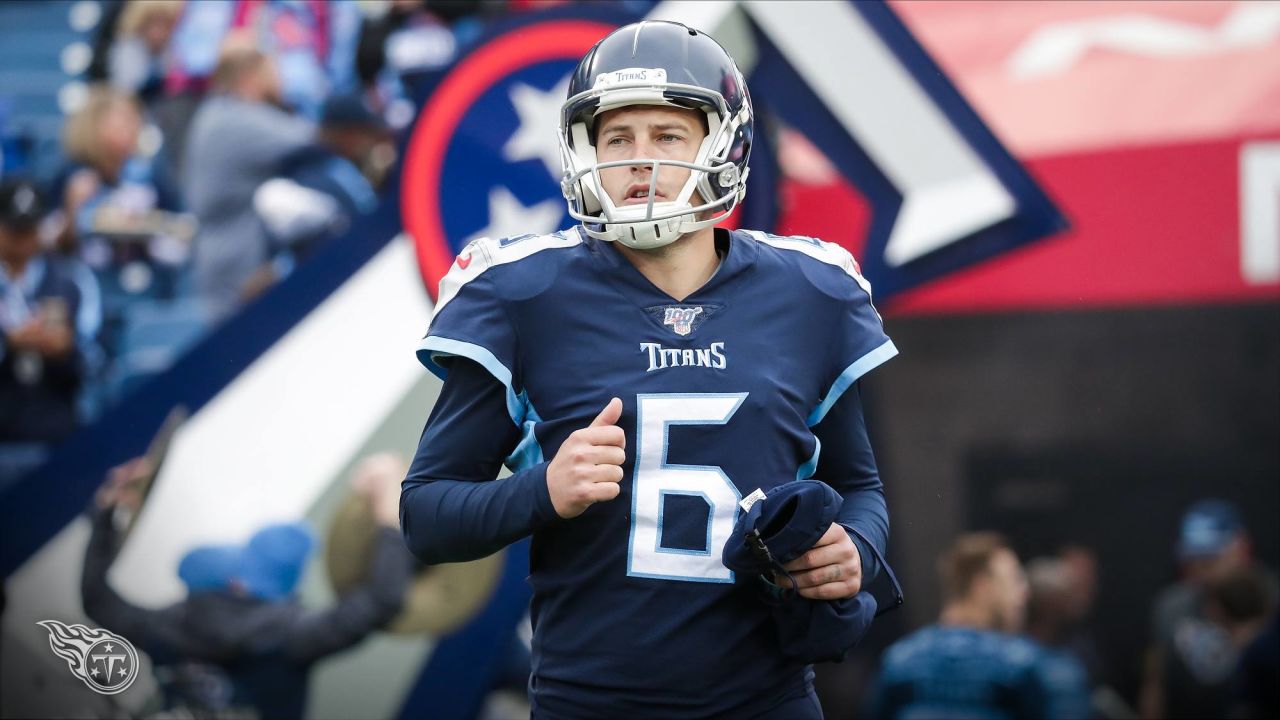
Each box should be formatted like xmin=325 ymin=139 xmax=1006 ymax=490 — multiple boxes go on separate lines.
xmin=594 ymin=106 xmax=707 ymax=210
xmin=985 ymin=549 xmax=1030 ymax=633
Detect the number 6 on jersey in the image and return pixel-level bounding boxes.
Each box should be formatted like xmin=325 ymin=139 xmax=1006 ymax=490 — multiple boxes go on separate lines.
xmin=627 ymin=393 xmax=747 ymax=583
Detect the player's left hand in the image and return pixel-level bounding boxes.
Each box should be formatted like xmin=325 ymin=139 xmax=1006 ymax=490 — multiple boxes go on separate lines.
xmin=781 ymin=523 xmax=862 ymax=600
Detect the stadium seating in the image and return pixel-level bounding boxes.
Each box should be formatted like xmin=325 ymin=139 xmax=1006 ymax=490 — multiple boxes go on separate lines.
xmin=105 ymin=297 xmax=214 ymax=401
xmin=0 ymin=0 xmax=98 ymax=178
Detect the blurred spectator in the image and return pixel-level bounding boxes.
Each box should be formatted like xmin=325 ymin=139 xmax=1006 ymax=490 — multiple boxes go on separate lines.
xmin=1024 ymin=546 xmax=1107 ymax=693
xmin=313 ymin=92 xmax=396 ymax=192
xmin=1232 ymin=612 xmax=1279 ymax=720
xmin=1027 ymin=556 xmax=1076 ymax=647
xmin=0 ymin=179 xmax=101 ymax=482
xmin=183 ymin=38 xmax=314 ymax=318
xmin=89 ymin=1 xmax=186 ymax=106
xmin=58 ymin=86 xmax=184 ymax=242
xmin=1141 ymin=500 xmax=1255 ymax=719
xmin=871 ymin=533 xmax=1090 ymax=720
xmin=1204 ymin=564 xmax=1277 ymax=654
xmin=81 ymin=453 xmax=412 ymax=720
xmin=1058 ymin=545 xmax=1106 ymax=683
xmin=1026 ymin=556 xmax=1096 ymax=716
xmin=166 ymin=0 xmax=362 ymax=120
xmin=56 ymin=86 xmax=190 ymax=363
xmin=1202 ymin=565 xmax=1279 ymax=719
xmin=255 ymin=92 xmax=390 ymax=268
xmin=356 ymin=0 xmax=493 ymax=129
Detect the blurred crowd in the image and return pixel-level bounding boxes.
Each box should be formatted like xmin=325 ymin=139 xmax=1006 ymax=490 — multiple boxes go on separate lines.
xmin=36 ymin=471 xmax=1275 ymax=720
xmin=863 ymin=501 xmax=1278 ymax=720
xmin=0 ymin=0 xmax=528 ymax=486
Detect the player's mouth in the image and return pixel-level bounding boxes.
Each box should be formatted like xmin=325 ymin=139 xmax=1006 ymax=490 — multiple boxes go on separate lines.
xmin=623 ymin=184 xmax=667 ymax=205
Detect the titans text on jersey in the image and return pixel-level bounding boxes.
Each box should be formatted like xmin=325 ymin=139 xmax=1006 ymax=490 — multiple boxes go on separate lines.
xmin=640 ymin=341 xmax=727 ymax=372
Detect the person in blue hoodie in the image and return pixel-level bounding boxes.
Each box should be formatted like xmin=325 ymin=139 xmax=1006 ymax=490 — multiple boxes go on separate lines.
xmin=82 ymin=454 xmax=412 ymax=720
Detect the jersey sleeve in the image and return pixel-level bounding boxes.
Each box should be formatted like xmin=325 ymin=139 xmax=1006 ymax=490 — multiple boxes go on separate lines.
xmin=400 ymin=357 xmax=560 ymax=564
xmin=807 ymin=245 xmax=897 ymax=428
xmin=417 ymin=237 xmax=525 ymax=427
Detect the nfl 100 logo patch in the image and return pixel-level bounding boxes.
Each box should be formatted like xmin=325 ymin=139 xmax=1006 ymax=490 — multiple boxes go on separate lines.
xmin=663 ymin=307 xmax=703 ymax=336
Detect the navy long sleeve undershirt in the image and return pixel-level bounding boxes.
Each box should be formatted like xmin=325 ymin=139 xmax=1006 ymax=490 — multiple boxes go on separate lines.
xmin=816 ymin=381 xmax=889 ymax=583
xmin=400 ymin=357 xmax=888 ymax=581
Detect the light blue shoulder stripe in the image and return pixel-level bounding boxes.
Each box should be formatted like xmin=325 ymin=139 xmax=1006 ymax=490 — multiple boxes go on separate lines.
xmin=807 ymin=339 xmax=899 ymax=427
xmin=417 ymin=335 xmax=511 ymax=385
xmin=417 ymin=335 xmax=520 ymax=422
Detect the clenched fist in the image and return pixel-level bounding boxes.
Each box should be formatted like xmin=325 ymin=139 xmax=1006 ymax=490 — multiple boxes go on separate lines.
xmin=547 ymin=397 xmax=627 ymax=519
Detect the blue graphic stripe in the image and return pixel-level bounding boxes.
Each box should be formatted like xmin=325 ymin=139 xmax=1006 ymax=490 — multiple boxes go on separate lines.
xmin=504 ymin=402 xmax=544 ymax=472
xmin=807 ymin=339 xmax=899 ymax=427
xmin=797 ymin=435 xmax=822 ymax=481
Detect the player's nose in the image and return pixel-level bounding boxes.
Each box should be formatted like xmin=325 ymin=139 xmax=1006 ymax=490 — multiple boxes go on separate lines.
xmin=629 ymin=136 xmax=661 ymax=161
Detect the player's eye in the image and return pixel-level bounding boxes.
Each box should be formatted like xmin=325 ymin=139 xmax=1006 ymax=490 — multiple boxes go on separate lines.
xmin=605 ymin=136 xmax=628 ymax=146
xmin=659 ymin=134 xmax=682 ymax=143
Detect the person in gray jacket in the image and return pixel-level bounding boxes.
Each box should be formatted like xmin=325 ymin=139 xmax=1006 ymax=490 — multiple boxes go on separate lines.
xmin=182 ymin=35 xmax=315 ymax=318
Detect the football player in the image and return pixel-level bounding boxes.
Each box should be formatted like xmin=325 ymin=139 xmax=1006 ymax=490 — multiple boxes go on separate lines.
xmin=401 ymin=21 xmax=897 ymax=718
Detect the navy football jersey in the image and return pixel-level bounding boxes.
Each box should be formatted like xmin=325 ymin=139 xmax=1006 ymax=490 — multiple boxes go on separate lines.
xmin=411 ymin=227 xmax=895 ymax=716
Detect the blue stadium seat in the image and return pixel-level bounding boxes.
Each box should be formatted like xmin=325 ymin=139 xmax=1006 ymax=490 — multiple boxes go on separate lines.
xmin=0 ymin=1 xmax=102 ymax=179
xmin=106 ymin=297 xmax=214 ymax=401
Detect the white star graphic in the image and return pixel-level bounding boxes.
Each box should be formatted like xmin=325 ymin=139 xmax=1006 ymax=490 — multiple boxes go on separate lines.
xmin=104 ymin=643 xmax=114 ymax=653
xmin=90 ymin=667 xmax=100 ymax=677
xmin=467 ymin=186 xmax=564 ymax=244
xmin=503 ymin=76 xmax=571 ymax=179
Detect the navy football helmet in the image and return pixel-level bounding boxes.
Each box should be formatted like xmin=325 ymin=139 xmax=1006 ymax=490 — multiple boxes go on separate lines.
xmin=559 ymin=21 xmax=753 ymax=249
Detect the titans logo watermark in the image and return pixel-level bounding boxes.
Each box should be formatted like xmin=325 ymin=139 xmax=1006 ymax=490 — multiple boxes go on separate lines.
xmin=37 ymin=620 xmax=140 ymax=695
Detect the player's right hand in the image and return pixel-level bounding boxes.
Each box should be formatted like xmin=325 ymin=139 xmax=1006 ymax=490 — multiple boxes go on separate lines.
xmin=547 ymin=397 xmax=626 ymax=519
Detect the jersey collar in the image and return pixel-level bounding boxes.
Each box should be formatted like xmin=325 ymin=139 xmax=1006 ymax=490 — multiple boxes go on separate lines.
xmin=588 ymin=227 xmax=759 ymax=307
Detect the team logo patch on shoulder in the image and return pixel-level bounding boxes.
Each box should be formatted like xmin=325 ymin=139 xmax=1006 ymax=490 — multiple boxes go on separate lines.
xmin=648 ymin=304 xmax=718 ymax=336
